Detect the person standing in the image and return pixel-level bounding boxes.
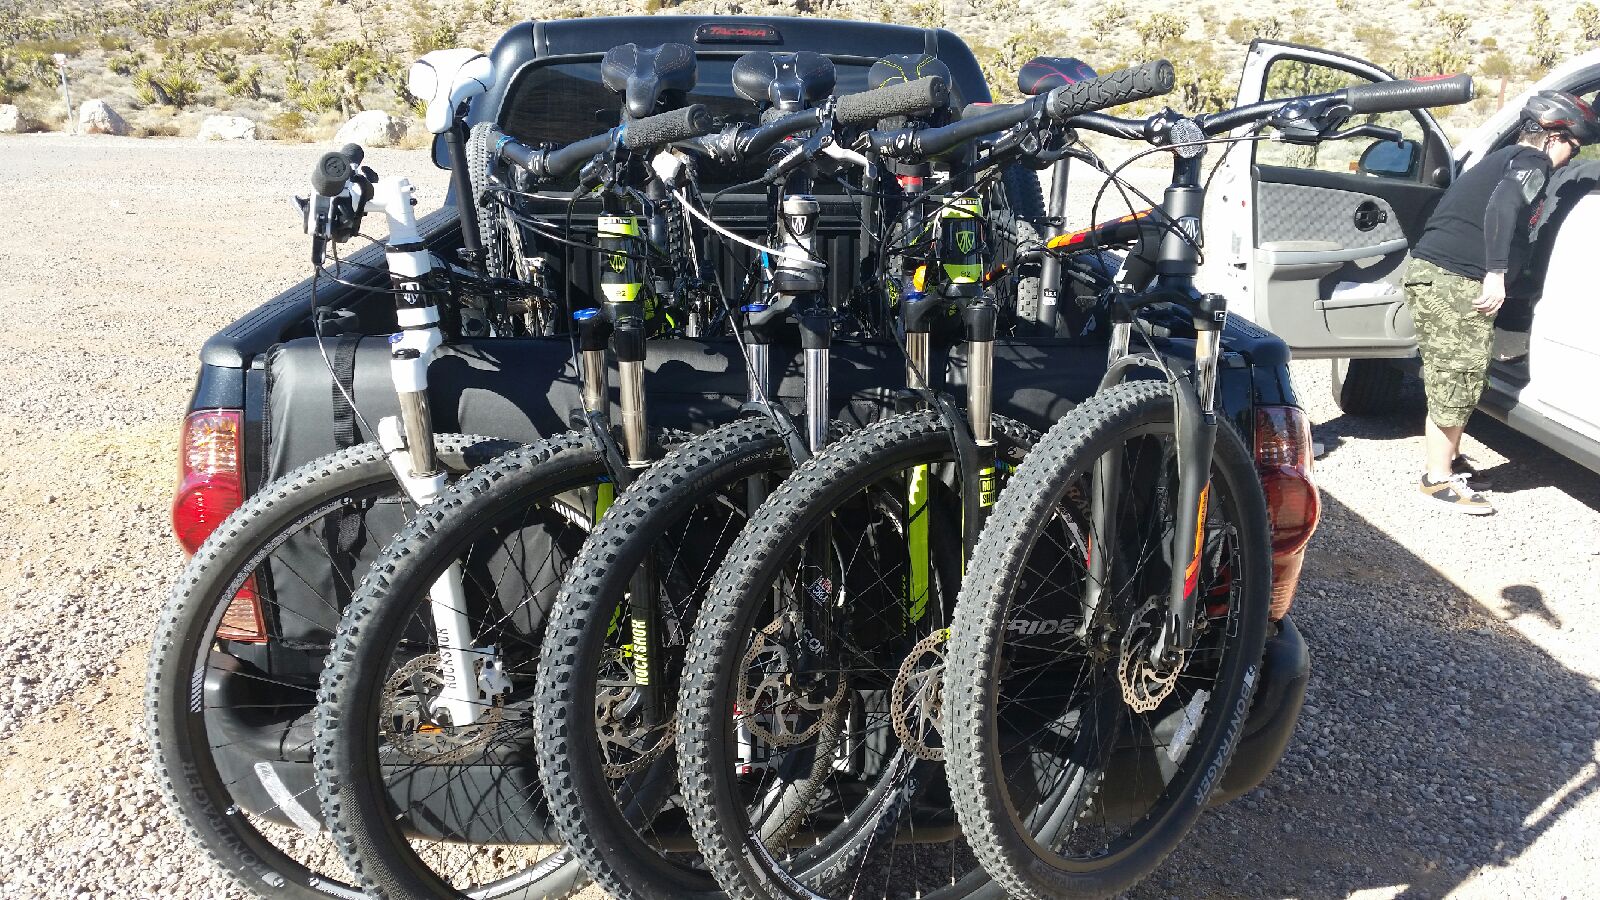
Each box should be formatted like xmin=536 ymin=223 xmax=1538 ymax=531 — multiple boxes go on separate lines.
xmin=1406 ymin=90 xmax=1597 ymax=514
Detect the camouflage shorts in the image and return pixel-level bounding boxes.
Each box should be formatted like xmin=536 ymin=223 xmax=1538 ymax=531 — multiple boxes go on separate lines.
xmin=1405 ymin=257 xmax=1495 ymax=429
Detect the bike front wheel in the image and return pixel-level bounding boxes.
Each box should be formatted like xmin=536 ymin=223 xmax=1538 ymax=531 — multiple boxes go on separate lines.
xmin=676 ymin=410 xmax=1040 ymax=900
xmin=945 ymin=379 xmax=1272 ymax=899
xmin=313 ymin=428 xmax=682 ymax=900
xmin=146 ymin=434 xmax=517 ymax=898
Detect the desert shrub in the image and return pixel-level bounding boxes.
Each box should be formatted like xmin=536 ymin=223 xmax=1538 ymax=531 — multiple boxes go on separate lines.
xmin=1265 ymin=59 xmax=1350 ymax=100
xmin=107 ymin=51 xmax=145 ymax=76
xmin=1090 ymin=2 xmax=1129 ymax=33
xmin=196 ymin=47 xmax=240 ymax=85
xmin=1391 ymin=43 xmax=1471 ymax=79
xmin=1226 ymin=16 xmax=1282 ymax=44
xmin=98 ymin=33 xmax=133 ymax=52
xmin=1436 ymin=11 xmax=1470 ymax=46
xmin=1578 ymin=2 xmax=1600 ymax=43
xmin=0 ymin=51 xmax=36 ymax=96
xmin=285 ymin=74 xmax=341 ymax=113
xmin=225 ymin=63 xmax=265 ymax=100
xmin=137 ymin=122 xmax=182 ymax=137
xmin=134 ymin=59 xmax=203 ymax=107
xmin=1529 ymin=6 xmax=1560 ymax=71
xmin=1135 ymin=13 xmax=1186 ymax=47
xmin=1480 ymin=51 xmax=1514 ymax=81
xmin=264 ymin=108 xmax=308 ymax=141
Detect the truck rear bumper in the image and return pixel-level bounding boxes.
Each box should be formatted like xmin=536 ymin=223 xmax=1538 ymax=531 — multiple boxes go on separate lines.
xmin=1213 ymin=615 xmax=1310 ymax=804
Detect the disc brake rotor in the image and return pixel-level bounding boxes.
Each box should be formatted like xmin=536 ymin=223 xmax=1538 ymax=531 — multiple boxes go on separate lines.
xmin=738 ymin=619 xmax=847 ymax=748
xmin=1117 ymin=601 xmax=1183 ymax=713
xmin=596 ymin=659 xmax=677 ymax=779
xmin=890 ymin=629 xmax=948 ymax=761
xmin=380 ymin=653 xmax=505 ymax=764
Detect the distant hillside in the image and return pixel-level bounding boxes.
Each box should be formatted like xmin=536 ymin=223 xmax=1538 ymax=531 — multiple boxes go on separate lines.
xmin=0 ymin=0 xmax=1592 ymax=139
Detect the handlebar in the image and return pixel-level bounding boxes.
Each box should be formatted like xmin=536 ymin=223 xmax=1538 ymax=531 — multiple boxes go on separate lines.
xmin=688 ymin=76 xmax=949 ymax=167
xmin=1061 ymin=72 xmax=1475 ymax=144
xmin=871 ymin=61 xmax=1174 ymax=160
xmin=495 ymin=103 xmax=716 ymax=181
xmin=1045 ymin=60 xmax=1175 ymax=120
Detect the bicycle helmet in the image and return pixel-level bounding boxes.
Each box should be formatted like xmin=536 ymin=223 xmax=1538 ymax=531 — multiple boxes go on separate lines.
xmin=1520 ymin=89 xmax=1600 ymax=145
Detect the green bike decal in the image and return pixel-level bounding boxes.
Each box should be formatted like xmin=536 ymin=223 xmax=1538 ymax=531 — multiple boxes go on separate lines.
xmin=906 ymin=464 xmax=931 ymax=623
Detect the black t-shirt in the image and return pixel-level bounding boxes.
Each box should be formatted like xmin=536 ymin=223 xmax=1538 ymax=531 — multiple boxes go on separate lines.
xmin=1413 ymin=144 xmax=1552 ymax=281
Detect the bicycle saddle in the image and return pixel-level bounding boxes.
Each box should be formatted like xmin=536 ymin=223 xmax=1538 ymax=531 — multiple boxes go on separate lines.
xmin=867 ymin=53 xmax=952 ymax=93
xmin=601 ymin=42 xmax=697 ymax=119
xmin=1017 ymin=56 xmax=1098 ymax=96
xmin=732 ymin=51 xmax=836 ymax=112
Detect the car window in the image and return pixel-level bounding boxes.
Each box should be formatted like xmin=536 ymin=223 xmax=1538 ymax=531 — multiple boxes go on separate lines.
xmin=500 ymin=56 xmax=874 ymax=190
xmin=1576 ymin=90 xmax=1600 ymax=163
xmin=1253 ymin=59 xmax=1429 ymax=182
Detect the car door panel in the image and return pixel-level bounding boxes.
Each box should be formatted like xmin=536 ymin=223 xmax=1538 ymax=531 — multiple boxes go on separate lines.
xmin=1523 ymin=190 xmax=1600 ymax=441
xmin=1205 ymin=41 xmax=1456 ymax=359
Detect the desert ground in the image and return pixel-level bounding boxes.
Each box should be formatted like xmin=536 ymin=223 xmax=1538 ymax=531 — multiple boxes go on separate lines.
xmin=0 ymin=132 xmax=1598 ymax=899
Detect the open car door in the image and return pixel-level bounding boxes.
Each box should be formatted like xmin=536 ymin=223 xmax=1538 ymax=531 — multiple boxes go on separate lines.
xmin=1200 ymin=41 xmax=1458 ymax=359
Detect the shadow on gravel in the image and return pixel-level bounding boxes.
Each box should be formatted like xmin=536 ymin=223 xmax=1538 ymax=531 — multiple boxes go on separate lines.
xmin=1125 ymin=490 xmax=1600 ymax=900
xmin=1312 ymin=372 xmax=1600 ymax=513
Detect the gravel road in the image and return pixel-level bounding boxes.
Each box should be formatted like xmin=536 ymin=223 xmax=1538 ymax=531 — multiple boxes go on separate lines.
xmin=2 ymin=134 xmax=1598 ymax=899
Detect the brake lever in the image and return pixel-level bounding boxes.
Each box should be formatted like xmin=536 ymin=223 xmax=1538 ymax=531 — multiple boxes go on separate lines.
xmin=761 ymin=120 xmax=834 ymax=183
xmin=1323 ymin=122 xmax=1405 ymax=144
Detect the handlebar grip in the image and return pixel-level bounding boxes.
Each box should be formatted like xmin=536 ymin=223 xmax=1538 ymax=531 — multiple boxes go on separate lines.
xmin=621 ymin=104 xmax=714 ymax=150
xmin=834 ymin=76 xmax=949 ymax=126
xmin=339 ymin=143 xmax=364 ymax=168
xmin=1342 ymin=73 xmax=1474 ymax=114
xmin=311 ymin=151 xmax=352 ymax=198
xmin=1045 ymin=60 xmax=1175 ymax=120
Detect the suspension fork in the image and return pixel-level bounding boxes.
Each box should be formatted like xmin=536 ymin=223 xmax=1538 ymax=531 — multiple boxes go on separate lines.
xmin=772 ymin=193 xmax=838 ymax=675
xmin=596 ymin=209 xmax=670 ymax=722
xmin=939 ymin=196 xmax=995 ymax=563
xmin=1078 ymin=300 xmax=1136 ymax=638
xmin=900 ymin=290 xmax=940 ymax=625
xmin=1157 ymin=293 xmax=1226 ymax=664
xmin=357 ymin=174 xmax=493 ymax=728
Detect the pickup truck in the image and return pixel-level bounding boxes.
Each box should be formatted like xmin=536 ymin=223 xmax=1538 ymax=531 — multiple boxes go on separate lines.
xmin=1201 ymin=40 xmax=1600 ymax=476
xmin=171 ymin=14 xmax=1316 ymax=817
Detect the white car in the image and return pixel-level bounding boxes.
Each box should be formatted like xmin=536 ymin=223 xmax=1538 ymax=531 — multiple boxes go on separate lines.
xmin=1198 ymin=41 xmax=1600 ymax=475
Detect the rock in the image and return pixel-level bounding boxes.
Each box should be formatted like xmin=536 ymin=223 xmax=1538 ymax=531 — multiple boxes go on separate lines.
xmin=0 ymin=104 xmax=39 ymax=134
xmin=196 ymin=115 xmax=257 ymax=142
xmin=333 ymin=110 xmax=408 ymax=148
xmin=78 ymin=100 xmax=128 ymax=136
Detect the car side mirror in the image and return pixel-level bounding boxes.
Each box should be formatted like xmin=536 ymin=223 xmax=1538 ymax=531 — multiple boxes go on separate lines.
xmin=1357 ymin=138 xmax=1421 ymax=179
xmin=432 ymin=133 xmax=449 ymax=169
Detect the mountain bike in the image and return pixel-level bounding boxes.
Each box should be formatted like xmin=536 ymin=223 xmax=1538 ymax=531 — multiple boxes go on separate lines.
xmin=526 ymin=55 xmax=958 ymax=900
xmin=144 ymin=48 xmax=592 ymax=899
xmin=670 ymin=61 xmax=1179 ymax=900
xmin=941 ymin=73 xmax=1475 ymax=899
xmin=309 ymin=43 xmax=722 ymax=900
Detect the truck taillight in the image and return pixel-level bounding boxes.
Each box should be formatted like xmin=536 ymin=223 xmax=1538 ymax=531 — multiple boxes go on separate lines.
xmin=1254 ymin=406 xmax=1321 ymax=620
xmin=173 ymin=409 xmax=244 ymax=555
